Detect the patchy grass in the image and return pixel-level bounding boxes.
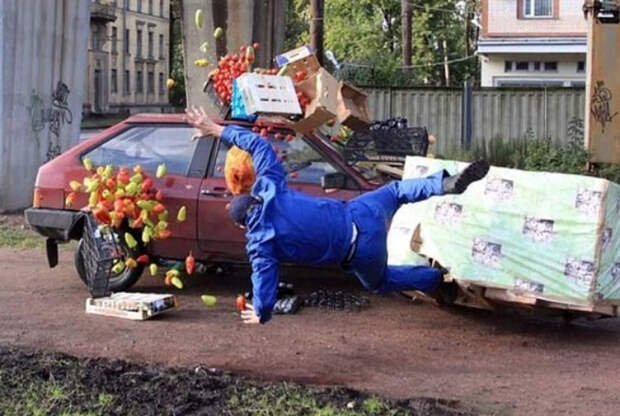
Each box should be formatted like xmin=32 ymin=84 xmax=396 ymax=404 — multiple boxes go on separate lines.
xmin=0 ymin=346 xmax=483 ymax=416
xmin=0 ymin=225 xmax=44 ymax=249
xmin=0 ymin=215 xmax=76 ymax=251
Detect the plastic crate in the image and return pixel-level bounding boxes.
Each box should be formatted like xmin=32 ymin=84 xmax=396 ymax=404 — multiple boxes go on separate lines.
xmin=237 ymin=73 xmax=302 ymax=116
xmin=81 ymin=214 xmax=123 ymax=298
xmin=343 ymin=127 xmax=429 ymax=164
xmin=202 ymin=79 xmax=231 ymax=119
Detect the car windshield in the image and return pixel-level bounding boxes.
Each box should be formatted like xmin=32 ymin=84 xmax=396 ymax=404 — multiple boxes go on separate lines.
xmin=83 ymin=126 xmax=198 ymax=176
xmin=213 ymin=129 xmax=338 ymax=184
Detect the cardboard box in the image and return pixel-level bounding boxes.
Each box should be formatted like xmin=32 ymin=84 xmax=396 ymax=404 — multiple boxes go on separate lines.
xmin=337 ymin=82 xmax=370 ymax=131
xmin=275 ymin=45 xmax=321 ymax=78
xmin=292 ymin=68 xmax=339 ymax=133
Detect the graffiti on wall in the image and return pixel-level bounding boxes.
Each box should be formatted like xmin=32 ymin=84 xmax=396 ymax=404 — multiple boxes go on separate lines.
xmin=26 ymin=81 xmax=73 ymax=160
xmin=591 ymin=80 xmax=618 ymax=133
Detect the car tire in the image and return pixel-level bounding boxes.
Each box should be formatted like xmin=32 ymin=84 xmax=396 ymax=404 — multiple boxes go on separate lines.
xmin=74 ymin=229 xmax=145 ymax=293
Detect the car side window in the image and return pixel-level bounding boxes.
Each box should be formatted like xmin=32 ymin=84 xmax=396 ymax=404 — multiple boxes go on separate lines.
xmin=83 ymin=126 xmax=198 ymax=176
xmin=212 ymin=131 xmax=338 ymax=184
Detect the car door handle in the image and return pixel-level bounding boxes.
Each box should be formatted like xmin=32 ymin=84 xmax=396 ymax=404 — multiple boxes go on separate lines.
xmin=201 ymin=188 xmax=231 ymax=198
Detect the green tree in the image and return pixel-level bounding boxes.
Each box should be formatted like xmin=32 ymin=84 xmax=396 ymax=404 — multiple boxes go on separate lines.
xmin=284 ymin=0 xmax=480 ymax=87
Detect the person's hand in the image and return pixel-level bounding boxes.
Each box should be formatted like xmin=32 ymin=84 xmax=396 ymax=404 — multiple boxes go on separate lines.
xmin=185 ymin=106 xmax=224 ymax=138
xmin=240 ymin=303 xmax=260 ymax=324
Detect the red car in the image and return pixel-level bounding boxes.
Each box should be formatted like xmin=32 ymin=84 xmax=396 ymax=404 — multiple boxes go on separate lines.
xmin=25 ymin=114 xmax=377 ymax=292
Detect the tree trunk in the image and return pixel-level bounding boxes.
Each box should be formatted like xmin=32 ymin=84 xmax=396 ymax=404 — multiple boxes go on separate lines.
xmin=442 ymin=37 xmax=450 ymax=86
xmin=402 ymin=0 xmax=412 ymax=69
xmin=310 ymin=0 xmax=324 ymax=65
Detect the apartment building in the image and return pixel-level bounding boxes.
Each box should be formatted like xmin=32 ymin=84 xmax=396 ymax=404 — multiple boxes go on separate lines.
xmin=477 ymin=0 xmax=587 ymax=87
xmin=86 ymin=0 xmax=170 ymax=114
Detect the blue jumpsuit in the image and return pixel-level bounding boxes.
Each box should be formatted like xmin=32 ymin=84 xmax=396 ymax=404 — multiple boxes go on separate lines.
xmin=220 ymin=125 xmax=445 ymax=323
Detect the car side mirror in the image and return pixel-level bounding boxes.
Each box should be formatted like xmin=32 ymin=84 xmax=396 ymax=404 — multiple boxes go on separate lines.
xmin=321 ymin=172 xmax=348 ymax=190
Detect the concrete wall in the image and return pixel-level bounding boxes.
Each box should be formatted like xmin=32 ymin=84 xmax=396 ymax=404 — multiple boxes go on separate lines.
xmin=181 ymin=0 xmax=286 ymax=110
xmin=481 ymin=53 xmax=586 ymax=87
xmin=365 ymin=87 xmax=586 ymax=154
xmin=484 ymin=0 xmax=586 ymax=36
xmin=0 ymin=0 xmax=90 ymax=212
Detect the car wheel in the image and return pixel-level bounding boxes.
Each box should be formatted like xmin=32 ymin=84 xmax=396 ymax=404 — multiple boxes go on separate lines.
xmin=74 ymin=229 xmax=145 ymax=293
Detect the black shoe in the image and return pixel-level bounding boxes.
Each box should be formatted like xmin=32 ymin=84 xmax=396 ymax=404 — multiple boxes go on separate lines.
xmin=442 ymin=160 xmax=490 ymax=194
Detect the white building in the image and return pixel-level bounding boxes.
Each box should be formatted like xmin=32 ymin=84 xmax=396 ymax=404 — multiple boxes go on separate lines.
xmin=477 ymin=0 xmax=587 ymax=87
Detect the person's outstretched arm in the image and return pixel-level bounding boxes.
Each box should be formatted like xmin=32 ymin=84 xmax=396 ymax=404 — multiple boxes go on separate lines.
xmin=185 ymin=106 xmax=285 ymax=183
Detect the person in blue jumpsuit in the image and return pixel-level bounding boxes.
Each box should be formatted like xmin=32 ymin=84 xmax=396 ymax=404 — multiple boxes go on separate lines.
xmin=186 ymin=107 xmax=489 ymax=325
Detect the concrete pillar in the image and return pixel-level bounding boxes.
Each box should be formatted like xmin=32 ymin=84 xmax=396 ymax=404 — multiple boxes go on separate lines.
xmin=0 ymin=0 xmax=90 ymax=212
xmin=182 ymin=0 xmax=286 ymax=109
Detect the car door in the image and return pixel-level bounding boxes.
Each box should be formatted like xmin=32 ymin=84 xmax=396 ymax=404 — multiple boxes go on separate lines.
xmin=197 ymin=128 xmax=362 ymax=261
xmin=82 ymin=124 xmax=212 ymax=260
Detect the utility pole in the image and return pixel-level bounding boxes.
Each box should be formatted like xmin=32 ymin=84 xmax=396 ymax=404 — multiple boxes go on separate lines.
xmin=310 ymin=0 xmax=324 ymax=65
xmin=402 ymin=0 xmax=412 ymax=70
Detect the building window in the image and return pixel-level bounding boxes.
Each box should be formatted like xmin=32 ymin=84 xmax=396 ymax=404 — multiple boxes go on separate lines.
xmin=111 ymin=69 xmax=118 ymax=93
xmin=524 ymin=0 xmax=552 ymax=18
xmin=148 ymin=71 xmax=155 ymax=93
xmin=159 ymin=34 xmax=164 ymax=59
xmin=148 ymin=0 xmax=153 ymax=14
xmin=137 ymin=0 xmax=142 ymax=13
xmin=124 ymin=70 xmax=130 ymax=95
xmin=505 ymin=61 xmax=513 ymax=73
xmin=577 ymin=61 xmax=586 ymax=73
xmin=160 ymin=0 xmax=164 ymax=17
xmin=148 ymin=31 xmax=154 ymax=58
xmin=533 ymin=61 xmax=541 ymax=71
xmin=124 ymin=29 xmax=130 ymax=54
xmin=91 ymin=25 xmax=100 ymax=51
xmin=136 ymin=29 xmax=142 ymax=57
xmin=136 ymin=70 xmax=143 ymax=93
xmin=159 ymin=72 xmax=165 ymax=94
xmin=515 ymin=61 xmax=529 ymax=71
xmin=111 ymin=27 xmax=118 ymax=53
xmin=544 ymin=61 xmax=558 ymax=72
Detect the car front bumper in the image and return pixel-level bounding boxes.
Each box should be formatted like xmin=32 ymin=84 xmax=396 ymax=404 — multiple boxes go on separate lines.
xmin=24 ymin=208 xmax=85 ymax=242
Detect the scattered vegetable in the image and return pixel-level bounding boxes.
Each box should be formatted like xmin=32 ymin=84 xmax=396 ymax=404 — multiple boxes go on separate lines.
xmin=201 ymin=294 xmax=217 ymax=307
xmin=177 ymin=206 xmax=187 ymax=222
xmin=213 ymin=27 xmax=224 ymax=39
xmin=236 ymin=294 xmax=246 ymax=312
xmin=171 ymin=276 xmax=183 ymax=289
xmin=185 ymin=251 xmax=195 ymax=275
xmin=149 ymin=263 xmax=158 ymax=276
xmin=194 ymin=9 xmax=204 ymax=29
xmin=156 ymin=164 xmax=167 ymax=179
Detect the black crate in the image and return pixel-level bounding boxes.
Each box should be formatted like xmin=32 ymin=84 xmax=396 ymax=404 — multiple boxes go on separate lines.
xmin=343 ymin=127 xmax=429 ymax=164
xmin=202 ymin=79 xmax=231 ymax=119
xmin=81 ymin=214 xmax=122 ymax=298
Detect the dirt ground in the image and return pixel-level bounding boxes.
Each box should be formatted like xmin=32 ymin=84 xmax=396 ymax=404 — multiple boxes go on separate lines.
xmin=3 ymin=247 xmax=620 ymax=415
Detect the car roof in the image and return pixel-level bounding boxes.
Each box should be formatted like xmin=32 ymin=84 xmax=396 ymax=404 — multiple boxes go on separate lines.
xmin=124 ymin=113 xmax=292 ymax=130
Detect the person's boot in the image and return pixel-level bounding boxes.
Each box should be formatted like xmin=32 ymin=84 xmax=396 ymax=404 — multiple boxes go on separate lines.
xmin=442 ymin=160 xmax=490 ymax=194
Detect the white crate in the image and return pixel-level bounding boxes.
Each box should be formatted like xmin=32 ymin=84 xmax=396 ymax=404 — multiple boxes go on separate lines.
xmin=237 ymin=73 xmax=302 ymax=116
xmin=85 ymin=292 xmax=177 ymax=320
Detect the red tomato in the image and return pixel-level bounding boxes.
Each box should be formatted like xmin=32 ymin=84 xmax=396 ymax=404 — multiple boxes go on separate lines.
xmin=260 ymin=128 xmax=268 ymax=138
xmin=253 ymin=42 xmax=259 ymax=50
xmin=274 ymin=132 xmax=283 ymax=141
xmin=285 ymin=134 xmax=294 ymax=142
